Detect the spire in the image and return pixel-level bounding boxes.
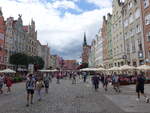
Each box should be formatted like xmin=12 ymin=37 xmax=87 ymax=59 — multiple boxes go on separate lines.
xmin=83 ymin=32 xmax=87 ymax=46
xmin=0 ymin=7 xmax=3 ymax=16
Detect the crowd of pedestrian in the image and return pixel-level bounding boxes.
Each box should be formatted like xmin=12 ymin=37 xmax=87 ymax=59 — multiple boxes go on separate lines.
xmin=25 ymin=72 xmax=51 ymax=107
xmin=24 ymin=70 xmax=150 ymax=106
xmin=90 ymin=71 xmax=149 ymax=103
xmin=1 ymin=69 xmax=149 ymax=107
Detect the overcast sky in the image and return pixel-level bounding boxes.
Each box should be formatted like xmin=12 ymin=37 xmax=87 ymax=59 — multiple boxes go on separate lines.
xmin=0 ymin=0 xmax=112 ymax=60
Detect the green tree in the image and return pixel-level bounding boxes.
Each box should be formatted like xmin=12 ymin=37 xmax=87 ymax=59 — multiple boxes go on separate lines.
xmin=9 ymin=53 xmax=28 ymax=69
xmin=28 ymin=56 xmax=44 ymax=70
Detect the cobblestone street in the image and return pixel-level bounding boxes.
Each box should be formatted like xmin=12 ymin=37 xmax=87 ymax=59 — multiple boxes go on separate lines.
xmin=0 ymin=78 xmax=149 ymax=113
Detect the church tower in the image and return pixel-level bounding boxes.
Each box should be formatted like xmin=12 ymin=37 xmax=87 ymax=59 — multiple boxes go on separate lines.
xmin=83 ymin=32 xmax=87 ymax=46
xmin=81 ymin=33 xmax=91 ymax=66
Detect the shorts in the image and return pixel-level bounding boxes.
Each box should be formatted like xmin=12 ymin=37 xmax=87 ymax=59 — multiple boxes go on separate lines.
xmin=27 ymin=89 xmax=34 ymax=95
xmin=45 ymin=84 xmax=49 ymax=88
xmin=136 ymin=87 xmax=144 ymax=94
xmin=44 ymin=81 xmax=49 ymax=88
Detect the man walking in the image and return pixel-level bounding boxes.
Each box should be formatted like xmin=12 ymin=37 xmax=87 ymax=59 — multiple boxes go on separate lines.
xmin=83 ymin=72 xmax=87 ymax=83
xmin=92 ymin=74 xmax=100 ymax=91
xmin=136 ymin=72 xmax=149 ymax=103
xmin=43 ymin=73 xmax=51 ymax=94
xmin=26 ymin=74 xmax=36 ymax=107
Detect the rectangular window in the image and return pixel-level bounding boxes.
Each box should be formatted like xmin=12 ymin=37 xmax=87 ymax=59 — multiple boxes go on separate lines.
xmin=129 ymin=14 xmax=134 ymax=24
xmin=136 ymin=25 xmax=141 ymax=33
xmin=135 ymin=9 xmax=140 ymax=19
xmin=128 ymin=2 xmax=133 ymax=9
xmin=131 ymin=37 xmax=136 ymax=52
xmin=145 ymin=14 xmax=150 ymax=25
xmin=126 ymin=39 xmax=130 ymax=53
xmin=144 ymin=0 xmax=149 ymax=8
xmin=147 ymin=32 xmax=150 ymax=42
xmin=124 ymin=19 xmax=128 ymax=27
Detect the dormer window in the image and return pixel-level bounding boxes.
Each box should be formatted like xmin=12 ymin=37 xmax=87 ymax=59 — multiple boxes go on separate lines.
xmin=144 ymin=0 xmax=149 ymax=8
xmin=128 ymin=2 xmax=133 ymax=9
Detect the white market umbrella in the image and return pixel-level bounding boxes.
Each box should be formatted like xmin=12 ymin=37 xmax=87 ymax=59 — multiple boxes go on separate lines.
xmin=96 ymin=67 xmax=106 ymax=71
xmin=0 ymin=68 xmax=16 ymax=73
xmin=50 ymin=69 xmax=58 ymax=72
xmin=119 ymin=65 xmax=136 ymax=71
xmin=137 ymin=65 xmax=150 ymax=71
xmin=39 ymin=69 xmax=58 ymax=72
xmin=80 ymin=68 xmax=98 ymax=72
xmin=108 ymin=67 xmax=120 ymax=71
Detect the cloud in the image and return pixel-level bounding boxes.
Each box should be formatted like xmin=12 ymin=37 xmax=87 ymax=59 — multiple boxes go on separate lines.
xmin=85 ymin=0 xmax=112 ymax=8
xmin=0 ymin=0 xmax=111 ymax=59
xmin=51 ymin=0 xmax=82 ymax=12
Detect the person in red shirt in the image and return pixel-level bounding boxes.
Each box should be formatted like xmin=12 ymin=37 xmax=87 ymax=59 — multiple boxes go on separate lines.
xmin=5 ymin=75 xmax=13 ymax=93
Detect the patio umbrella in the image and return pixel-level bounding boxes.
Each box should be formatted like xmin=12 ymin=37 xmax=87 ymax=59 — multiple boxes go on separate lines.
xmin=137 ymin=65 xmax=150 ymax=71
xmin=80 ymin=68 xmax=98 ymax=72
xmin=96 ymin=67 xmax=106 ymax=71
xmin=119 ymin=65 xmax=136 ymax=71
xmin=108 ymin=67 xmax=120 ymax=71
xmin=39 ymin=69 xmax=58 ymax=72
xmin=0 ymin=68 xmax=16 ymax=73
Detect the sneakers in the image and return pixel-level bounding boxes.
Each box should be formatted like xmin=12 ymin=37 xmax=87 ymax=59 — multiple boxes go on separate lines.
xmin=136 ymin=98 xmax=140 ymax=102
xmin=26 ymin=104 xmax=29 ymax=107
xmin=146 ymin=98 xmax=149 ymax=103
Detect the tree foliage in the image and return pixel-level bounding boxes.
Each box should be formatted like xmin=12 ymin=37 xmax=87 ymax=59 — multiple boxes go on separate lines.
xmin=9 ymin=53 xmax=45 ymax=70
xmin=9 ymin=53 xmax=28 ymax=66
xmin=28 ymin=56 xmax=44 ymax=69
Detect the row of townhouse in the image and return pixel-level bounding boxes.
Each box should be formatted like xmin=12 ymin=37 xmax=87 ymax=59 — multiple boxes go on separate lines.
xmin=101 ymin=0 xmax=150 ymax=68
xmin=0 ymin=8 xmax=51 ymax=69
xmin=88 ymin=32 xmax=103 ymax=68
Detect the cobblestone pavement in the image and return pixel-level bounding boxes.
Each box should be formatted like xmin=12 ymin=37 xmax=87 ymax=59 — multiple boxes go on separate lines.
xmin=0 ymin=77 xmax=148 ymax=113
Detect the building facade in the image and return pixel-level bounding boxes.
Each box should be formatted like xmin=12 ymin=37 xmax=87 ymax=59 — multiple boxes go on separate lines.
xmin=41 ymin=45 xmax=50 ymax=69
xmin=5 ymin=15 xmax=27 ymax=66
xmin=25 ymin=20 xmax=38 ymax=56
xmin=140 ymin=0 xmax=150 ymax=64
xmin=95 ymin=33 xmax=103 ymax=67
xmin=63 ymin=60 xmax=78 ymax=70
xmin=88 ymin=39 xmax=96 ymax=67
xmin=106 ymin=13 xmax=113 ymax=68
xmin=112 ymin=0 xmax=125 ymax=67
xmin=101 ymin=16 xmax=109 ymax=68
xmin=50 ymin=55 xmax=57 ymax=69
xmin=122 ymin=0 xmax=145 ymax=66
xmin=0 ymin=8 xmax=5 ymax=69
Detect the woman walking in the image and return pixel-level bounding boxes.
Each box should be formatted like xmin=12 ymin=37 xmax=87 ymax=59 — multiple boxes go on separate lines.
xmin=36 ymin=77 xmax=44 ymax=101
